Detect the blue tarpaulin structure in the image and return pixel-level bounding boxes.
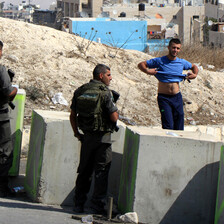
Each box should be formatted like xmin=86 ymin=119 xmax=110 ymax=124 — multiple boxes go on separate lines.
xmin=71 ymin=19 xmax=148 ymax=52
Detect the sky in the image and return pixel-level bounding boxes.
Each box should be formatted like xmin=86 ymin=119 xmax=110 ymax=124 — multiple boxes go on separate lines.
xmin=3 ymin=0 xmax=55 ymax=9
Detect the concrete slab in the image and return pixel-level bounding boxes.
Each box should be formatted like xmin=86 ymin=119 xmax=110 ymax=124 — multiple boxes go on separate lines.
xmin=118 ymin=126 xmax=222 ymax=224
xmin=24 ymin=110 xmax=126 ymax=206
xmin=152 ymin=125 xmax=224 ymax=142
xmin=9 ymin=89 xmax=26 ymax=176
xmin=0 ymin=197 xmax=79 ymax=224
xmin=214 ymin=145 xmax=224 ymax=224
xmin=24 ymin=110 xmax=79 ymax=205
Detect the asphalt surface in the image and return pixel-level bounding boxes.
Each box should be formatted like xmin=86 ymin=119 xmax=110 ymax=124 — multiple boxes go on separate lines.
xmin=0 ymin=195 xmax=81 ymax=224
xmin=0 ymin=194 xmax=121 ymax=224
xmin=1 ymin=158 xmax=118 ymax=223
xmin=1 ymin=159 xmax=81 ymax=223
xmin=0 ymin=159 xmax=84 ymax=224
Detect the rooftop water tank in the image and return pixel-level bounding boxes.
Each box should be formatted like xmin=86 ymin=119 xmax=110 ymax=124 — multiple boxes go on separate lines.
xmin=139 ymin=3 xmax=145 ymax=11
xmin=119 ymin=12 xmax=126 ymax=17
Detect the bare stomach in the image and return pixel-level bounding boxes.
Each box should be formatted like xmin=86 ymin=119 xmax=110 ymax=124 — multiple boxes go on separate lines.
xmin=158 ymin=82 xmax=180 ymax=95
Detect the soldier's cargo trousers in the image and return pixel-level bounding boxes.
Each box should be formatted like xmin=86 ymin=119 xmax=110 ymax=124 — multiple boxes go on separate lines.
xmin=74 ymin=132 xmax=112 ymax=208
xmin=0 ymin=120 xmax=13 ymax=193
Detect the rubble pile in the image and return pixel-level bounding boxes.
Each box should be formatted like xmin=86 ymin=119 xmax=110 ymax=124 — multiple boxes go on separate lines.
xmin=0 ymin=17 xmax=224 ymax=126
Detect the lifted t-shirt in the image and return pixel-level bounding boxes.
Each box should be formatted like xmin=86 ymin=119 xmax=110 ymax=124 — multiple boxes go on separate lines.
xmin=146 ymin=56 xmax=192 ymax=83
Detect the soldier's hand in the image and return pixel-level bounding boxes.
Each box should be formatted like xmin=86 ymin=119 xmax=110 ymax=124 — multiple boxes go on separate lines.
xmin=75 ymin=133 xmax=84 ymax=142
xmin=111 ymin=90 xmax=120 ymax=103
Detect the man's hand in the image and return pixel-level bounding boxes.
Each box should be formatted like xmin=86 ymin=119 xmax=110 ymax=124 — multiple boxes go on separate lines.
xmin=146 ymin=68 xmax=157 ymax=76
xmin=186 ymin=71 xmax=197 ymax=80
xmin=138 ymin=61 xmax=157 ymax=76
xmin=187 ymin=64 xmax=198 ymax=80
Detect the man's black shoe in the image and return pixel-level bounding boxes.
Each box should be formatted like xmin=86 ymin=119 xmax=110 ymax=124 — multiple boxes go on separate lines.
xmin=0 ymin=190 xmax=15 ymax=198
xmin=73 ymin=205 xmax=84 ymax=213
xmin=87 ymin=204 xmax=106 ymax=215
xmin=0 ymin=188 xmax=16 ymax=198
xmin=0 ymin=190 xmax=7 ymax=198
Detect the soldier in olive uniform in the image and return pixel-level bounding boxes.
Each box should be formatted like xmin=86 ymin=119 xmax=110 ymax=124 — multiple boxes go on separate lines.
xmin=70 ymin=64 xmax=119 ymax=214
xmin=0 ymin=41 xmax=17 ymax=197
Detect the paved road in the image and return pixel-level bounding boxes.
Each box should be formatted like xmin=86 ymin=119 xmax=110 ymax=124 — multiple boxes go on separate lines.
xmin=0 ymin=195 xmax=80 ymax=224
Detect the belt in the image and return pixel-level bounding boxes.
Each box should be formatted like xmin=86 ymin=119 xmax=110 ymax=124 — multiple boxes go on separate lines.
xmin=0 ymin=108 xmax=9 ymax=114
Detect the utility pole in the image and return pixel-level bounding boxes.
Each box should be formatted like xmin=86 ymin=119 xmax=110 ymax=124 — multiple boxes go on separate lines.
xmin=28 ymin=0 xmax=31 ymax=22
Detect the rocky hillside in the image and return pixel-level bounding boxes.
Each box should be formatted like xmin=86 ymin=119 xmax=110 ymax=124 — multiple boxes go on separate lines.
xmin=0 ymin=17 xmax=224 ymax=127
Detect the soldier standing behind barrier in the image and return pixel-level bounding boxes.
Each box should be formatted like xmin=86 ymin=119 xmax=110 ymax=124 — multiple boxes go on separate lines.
xmin=138 ymin=38 xmax=198 ymax=130
xmin=70 ymin=64 xmax=119 ymax=214
xmin=0 ymin=40 xmax=17 ymax=197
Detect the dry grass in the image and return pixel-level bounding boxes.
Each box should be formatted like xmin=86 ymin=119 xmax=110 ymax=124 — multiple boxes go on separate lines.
xmin=152 ymin=43 xmax=224 ymax=71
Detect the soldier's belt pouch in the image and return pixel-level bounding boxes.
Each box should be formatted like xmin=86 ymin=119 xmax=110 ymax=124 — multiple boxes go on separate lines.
xmin=0 ymin=108 xmax=8 ymax=114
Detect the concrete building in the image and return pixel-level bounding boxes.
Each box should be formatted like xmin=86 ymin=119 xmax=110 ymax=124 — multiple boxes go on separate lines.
xmin=205 ymin=0 xmax=224 ymax=47
xmin=191 ymin=18 xmax=204 ymax=43
xmin=57 ymin=0 xmax=103 ymax=17
xmin=2 ymin=2 xmax=39 ymax=22
xmin=56 ymin=1 xmax=204 ymax=44
xmin=33 ymin=9 xmax=57 ymax=27
xmin=103 ymin=4 xmax=205 ymax=44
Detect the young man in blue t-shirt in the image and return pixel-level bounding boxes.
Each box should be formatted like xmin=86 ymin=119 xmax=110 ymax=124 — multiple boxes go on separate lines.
xmin=138 ymin=38 xmax=198 ymax=130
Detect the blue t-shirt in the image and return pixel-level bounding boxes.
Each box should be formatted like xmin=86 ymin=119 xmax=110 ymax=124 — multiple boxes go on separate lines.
xmin=146 ymin=56 xmax=192 ymax=83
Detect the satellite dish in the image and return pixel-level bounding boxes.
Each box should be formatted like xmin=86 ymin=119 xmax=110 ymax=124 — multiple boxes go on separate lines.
xmin=79 ymin=11 xmax=89 ymax=18
xmin=208 ymin=20 xmax=213 ymax=26
xmin=98 ymin=12 xmax=109 ymax=18
xmin=113 ymin=10 xmax=117 ymax=15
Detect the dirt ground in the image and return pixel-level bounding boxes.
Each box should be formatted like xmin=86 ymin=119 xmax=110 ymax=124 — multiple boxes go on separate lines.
xmin=1 ymin=17 xmax=224 ymax=127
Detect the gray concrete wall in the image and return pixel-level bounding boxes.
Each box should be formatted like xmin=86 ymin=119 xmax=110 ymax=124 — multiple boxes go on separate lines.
xmin=209 ymin=30 xmax=224 ymax=47
xmin=205 ymin=2 xmax=219 ymax=19
xmin=24 ymin=110 xmax=126 ymax=206
xmin=182 ymin=6 xmax=205 ymax=43
xmin=214 ymin=145 xmax=224 ymax=224
xmin=9 ymin=89 xmax=26 ymax=176
xmin=192 ymin=19 xmax=203 ymax=43
xmin=118 ymin=126 xmax=222 ymax=224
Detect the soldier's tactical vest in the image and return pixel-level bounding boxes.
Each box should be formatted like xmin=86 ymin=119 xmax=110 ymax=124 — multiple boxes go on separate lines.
xmin=76 ymin=82 xmax=115 ymax=133
xmin=0 ymin=64 xmax=10 ymax=121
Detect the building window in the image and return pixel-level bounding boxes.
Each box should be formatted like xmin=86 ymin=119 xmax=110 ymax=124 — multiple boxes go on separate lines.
xmin=173 ymin=15 xmax=177 ymax=19
xmin=193 ymin=15 xmax=199 ymax=19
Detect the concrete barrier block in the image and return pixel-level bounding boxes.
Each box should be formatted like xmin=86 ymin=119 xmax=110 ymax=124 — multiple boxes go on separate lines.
xmin=9 ymin=89 xmax=26 ymax=176
xmin=108 ymin=120 xmax=126 ymax=202
xmin=118 ymin=126 xmax=222 ymax=224
xmin=197 ymin=125 xmax=209 ymax=135
xmin=24 ymin=110 xmax=79 ymax=205
xmin=185 ymin=125 xmax=223 ymax=142
xmin=221 ymin=127 xmax=224 ymax=141
xmin=215 ymin=145 xmax=224 ymax=224
xmin=184 ymin=126 xmax=198 ymax=132
xmin=24 ymin=110 xmax=126 ymax=206
xmin=207 ymin=127 xmax=218 ymax=138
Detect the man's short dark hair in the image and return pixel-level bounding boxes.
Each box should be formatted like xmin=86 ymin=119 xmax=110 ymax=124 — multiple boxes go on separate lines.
xmin=0 ymin=40 xmax=3 ymax=49
xmin=93 ymin=64 xmax=110 ymax=79
xmin=169 ymin=38 xmax=181 ymax=46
